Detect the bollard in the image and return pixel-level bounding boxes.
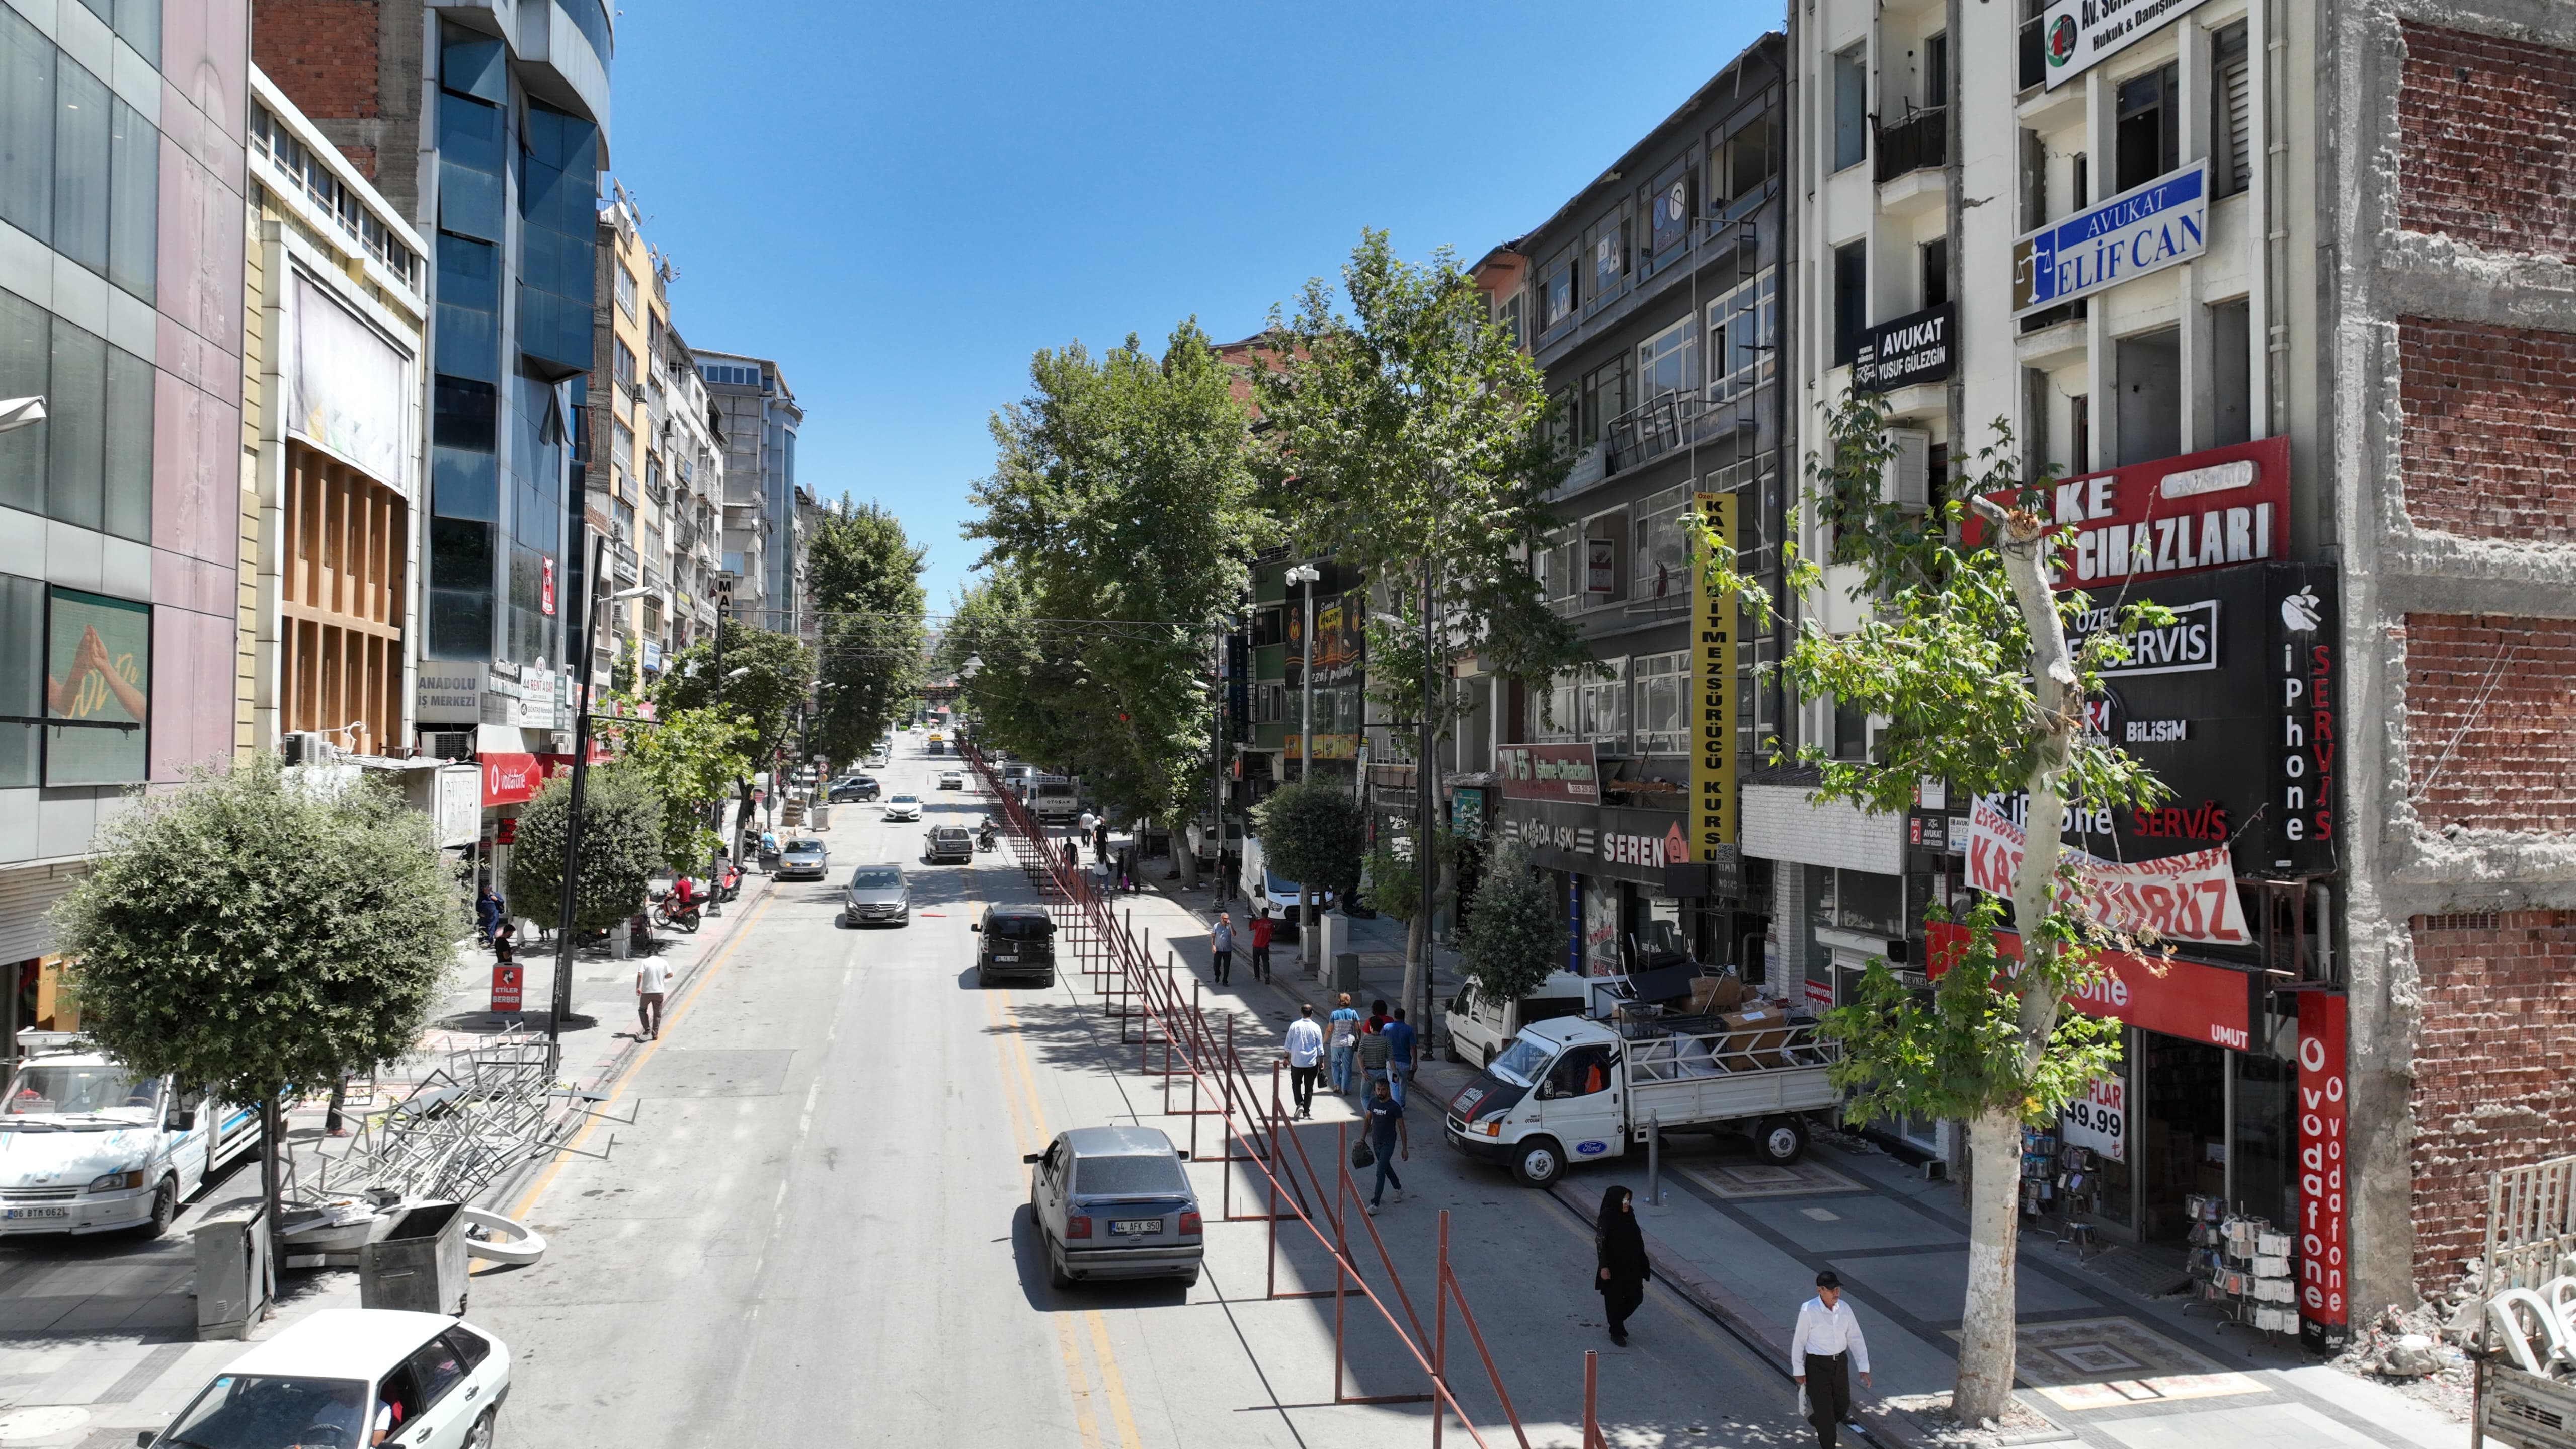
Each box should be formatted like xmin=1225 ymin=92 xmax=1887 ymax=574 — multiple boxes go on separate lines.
xmin=1646 ymin=1111 xmax=1662 ymax=1207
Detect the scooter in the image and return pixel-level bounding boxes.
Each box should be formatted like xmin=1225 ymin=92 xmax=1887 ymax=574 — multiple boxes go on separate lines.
xmin=711 ymin=862 xmax=743 ymax=903
xmin=651 ymin=885 xmax=704 ymax=933
xmin=976 ymin=821 xmax=999 ymax=852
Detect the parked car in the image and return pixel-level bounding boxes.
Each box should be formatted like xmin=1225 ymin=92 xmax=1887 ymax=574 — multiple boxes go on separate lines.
xmin=882 ymin=795 xmax=923 ymax=822
xmin=1443 ymin=971 xmax=1589 ymax=1069
xmin=776 ymin=838 xmax=830 ymax=881
xmin=145 ymin=1307 xmax=510 ymax=1449
xmin=828 ymin=775 xmax=880 ymax=803
xmin=841 ymin=864 xmax=911 ymax=927
xmin=1024 ymin=1125 xmax=1201 ymax=1288
xmin=2 ymin=1043 xmax=261 ymax=1238
xmin=937 ymin=770 xmax=965 ymax=790
xmin=923 ymin=825 xmax=974 ymax=865
xmin=974 ymin=904 xmax=1056 ymax=987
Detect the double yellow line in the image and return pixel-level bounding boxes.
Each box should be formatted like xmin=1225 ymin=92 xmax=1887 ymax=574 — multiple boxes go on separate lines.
xmin=984 ymin=981 xmax=1146 ymax=1449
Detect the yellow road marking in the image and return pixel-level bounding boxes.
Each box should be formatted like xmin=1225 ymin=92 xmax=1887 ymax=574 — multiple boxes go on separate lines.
xmin=1086 ymin=1310 xmax=1148 ymax=1449
xmin=504 ymin=887 xmax=781 ymax=1223
xmin=1056 ymin=1313 xmax=1105 ymax=1449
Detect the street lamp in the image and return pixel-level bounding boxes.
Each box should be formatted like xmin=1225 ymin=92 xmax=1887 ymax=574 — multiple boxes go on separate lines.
xmin=546 ymin=535 xmax=653 ymax=1073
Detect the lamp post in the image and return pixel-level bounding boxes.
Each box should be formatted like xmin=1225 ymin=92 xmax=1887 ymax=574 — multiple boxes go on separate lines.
xmin=548 ymin=532 xmax=653 ymax=1073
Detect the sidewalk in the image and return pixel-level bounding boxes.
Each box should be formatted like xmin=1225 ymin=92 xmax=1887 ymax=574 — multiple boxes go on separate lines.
xmin=1543 ymin=1129 xmax=2488 ymax=1449
xmin=0 ymin=831 xmax=799 ymax=1449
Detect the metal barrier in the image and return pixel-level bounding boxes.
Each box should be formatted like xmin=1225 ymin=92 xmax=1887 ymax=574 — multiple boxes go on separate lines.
xmin=963 ymin=744 xmax=1541 ymax=1447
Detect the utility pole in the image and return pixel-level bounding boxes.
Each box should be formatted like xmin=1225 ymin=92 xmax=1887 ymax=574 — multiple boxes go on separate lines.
xmin=1212 ymin=628 xmax=1227 ymax=904
xmin=550 ymin=532 xmax=649 ymax=1076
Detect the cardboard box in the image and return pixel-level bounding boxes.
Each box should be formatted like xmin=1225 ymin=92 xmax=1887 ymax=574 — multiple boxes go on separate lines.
xmin=1717 ymin=1004 xmax=1792 ymax=1069
xmin=1687 ymin=974 xmax=1748 ymax=1016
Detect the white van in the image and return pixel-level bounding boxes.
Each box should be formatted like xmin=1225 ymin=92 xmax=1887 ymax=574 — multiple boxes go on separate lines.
xmin=1028 ymin=776 xmax=1081 ymax=824
xmin=1 ymin=1041 xmax=261 ymax=1237
xmin=1443 ymin=971 xmax=1589 ymax=1069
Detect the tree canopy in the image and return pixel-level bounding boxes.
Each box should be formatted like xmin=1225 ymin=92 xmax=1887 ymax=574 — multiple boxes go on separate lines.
xmin=655 ymin=620 xmax=813 ymax=781
xmin=506 ymin=766 xmax=666 ymax=934
xmin=1455 ymin=838 xmax=1559 ymax=1006
xmin=808 ymin=499 xmax=929 ymax=762
xmin=1250 ymin=777 xmax=1363 ymax=899
xmin=599 ymin=695 xmax=754 ymax=872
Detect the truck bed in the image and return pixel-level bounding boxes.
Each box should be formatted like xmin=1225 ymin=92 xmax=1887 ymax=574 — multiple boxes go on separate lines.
xmin=1617 ymin=1015 xmax=1844 ymax=1129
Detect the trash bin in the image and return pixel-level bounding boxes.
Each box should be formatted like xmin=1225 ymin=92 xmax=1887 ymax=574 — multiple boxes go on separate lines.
xmin=193 ymin=1201 xmax=269 ymax=1341
xmin=1330 ymin=952 xmax=1364 ymax=994
xmin=810 ymin=803 xmax=832 ymax=830
xmin=360 ymin=1201 xmax=470 ymax=1316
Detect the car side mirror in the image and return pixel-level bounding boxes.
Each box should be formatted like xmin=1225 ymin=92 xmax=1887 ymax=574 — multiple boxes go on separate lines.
xmin=1021 ymin=1152 xmax=1042 ymax=1164
xmin=137 ymin=1432 xmax=155 ymax=1447
xmin=970 ymin=923 xmax=981 ymax=932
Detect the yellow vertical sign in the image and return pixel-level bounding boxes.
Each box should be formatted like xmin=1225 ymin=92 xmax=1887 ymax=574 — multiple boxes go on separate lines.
xmin=1690 ymin=493 xmax=1735 ymax=861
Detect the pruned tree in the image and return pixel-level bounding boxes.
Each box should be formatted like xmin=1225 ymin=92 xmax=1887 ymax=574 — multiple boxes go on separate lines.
xmin=1455 ymin=838 xmax=1560 ymax=1009
xmin=655 ymin=620 xmax=813 ymax=838
xmin=1251 ymin=777 xmax=1363 ymax=967
xmin=52 ymin=755 xmax=459 ymax=1251
xmin=808 ymin=500 xmax=929 ymax=763
xmin=598 ymin=696 xmax=753 ymax=873
xmin=1700 ymin=391 xmax=2170 ymax=1421
xmin=506 ymin=767 xmax=665 ymax=936
xmin=1252 ymin=231 xmax=1590 ymax=1024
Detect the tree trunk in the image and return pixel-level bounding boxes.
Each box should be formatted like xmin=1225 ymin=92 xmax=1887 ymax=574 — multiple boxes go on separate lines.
xmin=1171 ymin=816 xmax=1199 ymax=888
xmin=1401 ymin=909 xmax=1425 ymax=1036
xmin=260 ymin=1093 xmax=283 ymax=1314
xmin=1955 ymin=1107 xmax=2024 ymax=1419
xmin=1300 ymin=886 xmax=1316 ymax=973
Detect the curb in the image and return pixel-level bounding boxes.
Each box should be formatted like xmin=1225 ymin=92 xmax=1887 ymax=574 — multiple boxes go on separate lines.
xmin=1547 ymin=1180 xmax=1935 ymax=1449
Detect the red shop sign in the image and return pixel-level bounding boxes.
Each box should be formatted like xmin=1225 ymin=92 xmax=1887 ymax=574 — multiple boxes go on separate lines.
xmin=1924 ymin=921 xmax=2257 ymax=1051
xmin=2296 ymin=991 xmax=2349 ymax=1341
xmin=482 ymin=752 xmax=542 ymax=806
xmin=1961 ymin=436 xmax=2289 ymax=591
xmin=490 ymin=964 xmax=523 ymax=1013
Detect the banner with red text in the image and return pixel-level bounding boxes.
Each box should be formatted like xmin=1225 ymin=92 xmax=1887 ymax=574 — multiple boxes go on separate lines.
xmin=2297 ymin=992 xmax=2349 ymax=1349
xmin=1963 ymin=797 xmax=2250 ymax=945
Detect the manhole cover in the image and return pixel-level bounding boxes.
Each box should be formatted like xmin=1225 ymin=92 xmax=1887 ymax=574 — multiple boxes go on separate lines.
xmin=0 ymin=1406 xmax=92 ymax=1441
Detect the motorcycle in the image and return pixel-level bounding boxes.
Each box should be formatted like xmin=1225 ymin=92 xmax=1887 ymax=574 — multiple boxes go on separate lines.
xmin=710 ymin=862 xmax=743 ymax=903
xmin=652 ymin=884 xmax=705 ymax=933
xmin=976 ymin=821 xmax=999 ymax=852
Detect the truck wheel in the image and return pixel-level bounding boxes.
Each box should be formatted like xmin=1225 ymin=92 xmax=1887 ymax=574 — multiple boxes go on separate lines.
xmin=136 ymin=1175 xmax=177 ymax=1238
xmin=1512 ymin=1136 xmax=1566 ymax=1188
xmin=1756 ymin=1116 xmax=1810 ymax=1166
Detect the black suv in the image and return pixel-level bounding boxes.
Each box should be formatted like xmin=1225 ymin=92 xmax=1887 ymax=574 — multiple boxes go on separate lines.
xmin=829 ymin=775 xmax=880 ymax=803
xmin=973 ymin=905 xmax=1057 ymax=987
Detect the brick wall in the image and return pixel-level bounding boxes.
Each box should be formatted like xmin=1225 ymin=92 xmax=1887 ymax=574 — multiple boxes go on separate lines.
xmin=2408 ymin=912 xmax=2576 ymax=1292
xmin=252 ymin=0 xmax=381 ymax=121
xmin=2402 ymin=614 xmax=2576 ymax=831
xmin=2397 ymin=23 xmax=2576 ymax=259
xmin=2397 ymin=319 xmax=2576 ymax=542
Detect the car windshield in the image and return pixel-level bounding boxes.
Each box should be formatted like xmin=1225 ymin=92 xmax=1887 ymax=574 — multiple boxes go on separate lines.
xmin=1489 ymin=1038 xmax=1555 ymax=1088
xmin=890 ymin=796 xmax=918 ymax=805
xmin=849 ymin=868 xmax=904 ymax=890
xmin=932 ymin=828 xmax=968 ymax=841
xmin=785 ymin=840 xmax=823 ymax=853
xmin=1075 ymin=1153 xmax=1190 ymax=1197
xmin=160 ymin=1373 xmax=369 ymax=1449
xmin=990 ymin=915 xmax=1054 ymax=940
xmin=5 ymin=1065 xmax=163 ymax=1119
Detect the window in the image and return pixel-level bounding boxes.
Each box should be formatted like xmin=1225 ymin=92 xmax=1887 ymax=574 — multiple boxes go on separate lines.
xmin=2070 ymin=393 xmax=2092 ymax=474
xmin=0 ymin=11 xmax=158 ymax=304
xmin=1922 ymin=32 xmax=1949 ymax=109
xmin=612 ymin=418 xmax=634 ymax=495
xmin=1580 ymin=656 xmax=1629 ymax=748
xmin=2211 ymin=298 xmax=2252 ymax=446
xmin=2114 ymin=327 xmax=2180 ymax=466
xmin=612 ymin=337 xmax=636 ymax=389
xmin=1832 ymin=242 xmax=1868 ymax=367
xmin=1831 ymin=695 xmax=1869 ymax=762
xmin=1647 ymin=171 xmax=1691 ymax=256
xmin=1630 ymin=484 xmax=1695 ymax=602
xmin=1543 ymin=259 xmax=1575 ymax=329
xmin=1499 ymin=290 xmax=1525 ymax=349
xmin=1920 ymin=236 xmax=1949 ymax=310
xmin=1706 ymin=268 xmax=1777 ymax=402
xmin=1633 ymin=650 xmax=1687 ymax=754
xmin=1713 ymin=113 xmax=1781 ymax=213
xmin=0 ymin=288 xmax=151 ymax=541
xmin=0 ymin=572 xmax=39 ymax=786
xmin=1636 ymin=316 xmax=1691 ymax=401
xmin=1583 ymin=511 xmax=1627 ymax=602
xmin=1833 ymin=44 xmax=1869 ymax=172
xmin=1590 ymin=216 xmax=1629 ymax=302
xmin=2212 ymin=22 xmax=2252 ymax=197
xmin=1578 ymin=357 xmax=1626 ymax=450
xmin=405 ymin=1339 xmax=467 ymax=1408
xmin=614 ymin=264 xmax=639 ymax=318
xmin=2114 ymin=64 xmax=2180 ymax=193
xmin=46 ymin=586 xmax=148 ymax=785
xmin=1533 ymin=666 xmax=1581 ymax=740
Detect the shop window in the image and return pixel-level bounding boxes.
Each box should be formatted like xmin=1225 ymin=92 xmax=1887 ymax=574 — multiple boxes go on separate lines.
xmin=2114 ymin=64 xmax=2181 ymax=193
xmin=2211 ymin=23 xmax=2252 ymax=198
xmin=1832 ymin=242 xmax=1867 ymax=368
xmin=1833 ymin=44 xmax=1869 ymax=172
xmin=2114 ymin=328 xmax=2181 ymax=466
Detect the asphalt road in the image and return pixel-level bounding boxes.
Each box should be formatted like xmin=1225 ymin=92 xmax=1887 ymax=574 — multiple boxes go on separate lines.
xmin=464 ymin=739 xmax=1805 ymax=1448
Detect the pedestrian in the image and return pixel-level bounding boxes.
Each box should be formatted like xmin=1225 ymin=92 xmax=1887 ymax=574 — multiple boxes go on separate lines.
xmin=475 ymin=888 xmax=503 ymax=944
xmin=1095 ymin=821 xmax=1111 ymax=866
xmin=1210 ymin=913 xmax=1235 ymax=985
xmin=492 ymin=918 xmax=515 ymax=965
xmin=635 ymin=955 xmax=670 ymax=1041
xmin=1382 ymin=1007 xmax=1417 ymax=1107
xmin=1366 ymin=997 xmax=1393 ymax=1035
xmin=1284 ymin=1003 xmax=1324 ymax=1118
xmin=1328 ymin=993 xmax=1362 ymax=1093
xmin=1219 ymin=848 xmax=1241 ymax=903
xmin=1596 ymin=1184 xmax=1649 ymax=1345
xmin=1790 ymin=1269 xmax=1872 ymax=1449
xmin=1357 ymin=1012 xmax=1393 ymax=1097
xmin=1249 ymin=908 xmax=1274 ymax=984
xmin=1363 ymin=1076 xmax=1408 ymax=1213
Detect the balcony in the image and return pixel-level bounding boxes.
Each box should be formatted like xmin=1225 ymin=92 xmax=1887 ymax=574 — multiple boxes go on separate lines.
xmin=1874 ymin=107 xmax=1946 ymax=184
xmin=1605 ymin=389 xmax=1713 ymax=474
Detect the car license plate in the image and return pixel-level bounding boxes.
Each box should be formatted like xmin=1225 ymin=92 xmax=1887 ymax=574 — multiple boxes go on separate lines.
xmin=1109 ymin=1219 xmax=1162 ymax=1237
xmin=3 ymin=1207 xmax=68 ymax=1220
xmin=995 ymin=952 xmax=1017 ymax=961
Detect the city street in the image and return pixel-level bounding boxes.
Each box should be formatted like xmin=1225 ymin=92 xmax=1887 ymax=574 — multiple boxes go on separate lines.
xmin=461 ymin=741 xmax=1801 ymax=1448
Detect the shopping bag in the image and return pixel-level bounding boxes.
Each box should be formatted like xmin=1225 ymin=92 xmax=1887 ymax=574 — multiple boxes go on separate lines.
xmin=1351 ymin=1138 xmax=1376 ymax=1170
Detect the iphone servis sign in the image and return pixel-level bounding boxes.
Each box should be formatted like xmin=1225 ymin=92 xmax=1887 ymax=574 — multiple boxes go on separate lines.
xmin=2013 ymin=162 xmax=2209 ymax=317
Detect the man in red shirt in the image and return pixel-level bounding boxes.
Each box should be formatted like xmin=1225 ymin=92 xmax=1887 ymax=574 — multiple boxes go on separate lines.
xmin=1250 ymin=909 xmax=1275 ymax=984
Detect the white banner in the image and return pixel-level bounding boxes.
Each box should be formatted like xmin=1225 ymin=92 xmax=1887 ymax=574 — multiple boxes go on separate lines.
xmin=1963 ymin=797 xmax=2250 ymax=945
xmin=287 ymin=271 xmax=411 ymax=487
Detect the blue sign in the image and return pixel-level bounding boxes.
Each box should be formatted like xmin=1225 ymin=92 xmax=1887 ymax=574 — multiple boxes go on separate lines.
xmin=1575 ymin=1140 xmax=1611 ymax=1157
xmin=2013 ymin=162 xmax=2208 ymax=317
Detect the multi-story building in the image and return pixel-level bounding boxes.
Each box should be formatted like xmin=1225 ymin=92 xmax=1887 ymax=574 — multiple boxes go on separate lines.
xmin=658 ymin=321 xmax=723 ymax=654
xmin=1782 ymin=0 xmax=2576 ymax=1336
xmin=237 ymin=71 xmax=428 ymax=761
xmin=0 ymin=0 xmax=255 ymax=1039
xmin=1467 ymin=36 xmax=1790 ymax=987
xmin=254 ymin=0 xmax=611 ymax=757
xmin=696 ymin=350 xmax=801 ymax=633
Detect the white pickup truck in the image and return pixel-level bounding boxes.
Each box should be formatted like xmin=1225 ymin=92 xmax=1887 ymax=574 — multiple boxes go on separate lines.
xmin=1440 ymin=1013 xmax=1842 ymax=1187
xmin=1 ymin=1043 xmax=261 ymax=1237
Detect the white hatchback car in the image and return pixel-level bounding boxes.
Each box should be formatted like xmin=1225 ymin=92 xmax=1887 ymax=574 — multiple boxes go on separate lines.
xmin=147 ymin=1307 xmax=510 ymax=1449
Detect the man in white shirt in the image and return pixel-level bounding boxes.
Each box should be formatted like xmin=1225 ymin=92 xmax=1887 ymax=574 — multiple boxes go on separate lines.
xmin=1789 ymin=1269 xmax=1871 ymax=1448
xmin=636 ymin=957 xmax=671 ymax=1041
xmin=1283 ymin=1003 xmax=1325 ymax=1119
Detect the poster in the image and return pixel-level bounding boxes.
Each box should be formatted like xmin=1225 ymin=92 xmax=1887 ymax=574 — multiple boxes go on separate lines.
xmin=2060 ymin=1073 xmax=2128 ymax=1162
xmin=1689 ymin=493 xmax=1736 ymax=862
xmin=45 ymin=588 xmax=149 ymax=786
xmin=1963 ymin=797 xmax=2251 ymax=945
xmin=287 ymin=271 xmax=410 ymax=487
xmin=2297 ymin=991 xmax=2349 ymax=1348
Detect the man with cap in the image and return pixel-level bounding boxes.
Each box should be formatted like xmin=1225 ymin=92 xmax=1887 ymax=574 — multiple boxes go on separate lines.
xmin=1789 ymin=1269 xmax=1871 ymax=1448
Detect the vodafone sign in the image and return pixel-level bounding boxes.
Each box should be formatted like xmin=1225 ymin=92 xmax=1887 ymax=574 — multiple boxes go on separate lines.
xmin=482 ymin=752 xmax=542 ymax=807
xmin=1925 ymin=921 xmax=2256 ymax=1051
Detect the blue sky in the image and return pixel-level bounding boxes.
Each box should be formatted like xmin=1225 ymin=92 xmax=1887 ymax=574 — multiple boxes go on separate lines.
xmin=608 ymin=1 xmax=1780 ymax=608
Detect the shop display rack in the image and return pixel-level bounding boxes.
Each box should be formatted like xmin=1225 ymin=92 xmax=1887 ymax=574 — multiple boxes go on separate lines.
xmin=2182 ymin=1193 xmax=2301 ymax=1336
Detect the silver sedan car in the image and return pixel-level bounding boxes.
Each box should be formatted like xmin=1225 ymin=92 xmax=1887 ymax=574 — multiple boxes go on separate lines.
xmin=1025 ymin=1125 xmax=1202 ymax=1289
xmin=776 ymin=838 xmax=829 ymax=880
xmin=841 ymin=864 xmax=910 ymax=927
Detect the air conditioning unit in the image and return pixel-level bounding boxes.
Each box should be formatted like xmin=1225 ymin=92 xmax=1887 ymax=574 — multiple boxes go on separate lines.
xmin=282 ymin=731 xmax=334 ymax=766
xmin=1882 ymin=427 xmax=1932 ymax=512
xmin=428 ymin=732 xmax=473 ymax=761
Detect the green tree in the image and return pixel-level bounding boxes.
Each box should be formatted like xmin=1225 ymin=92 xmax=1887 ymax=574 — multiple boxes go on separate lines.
xmin=1252 ymin=232 xmax=1591 ymax=1020
xmin=1455 ymin=838 xmax=1559 ymax=1007
xmin=506 ymin=767 xmax=666 ymax=935
xmin=1251 ymin=777 xmax=1363 ymax=964
xmin=1363 ymin=822 xmax=1456 ymax=986
xmin=598 ymin=696 xmax=754 ymax=872
xmin=655 ymin=620 xmax=813 ymax=836
xmin=53 ymin=755 xmax=459 ymax=1249
xmin=809 ymin=500 xmax=928 ymax=762
xmin=961 ymin=320 xmax=1266 ymax=878
xmin=1702 ymin=392 xmax=2169 ymax=1421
